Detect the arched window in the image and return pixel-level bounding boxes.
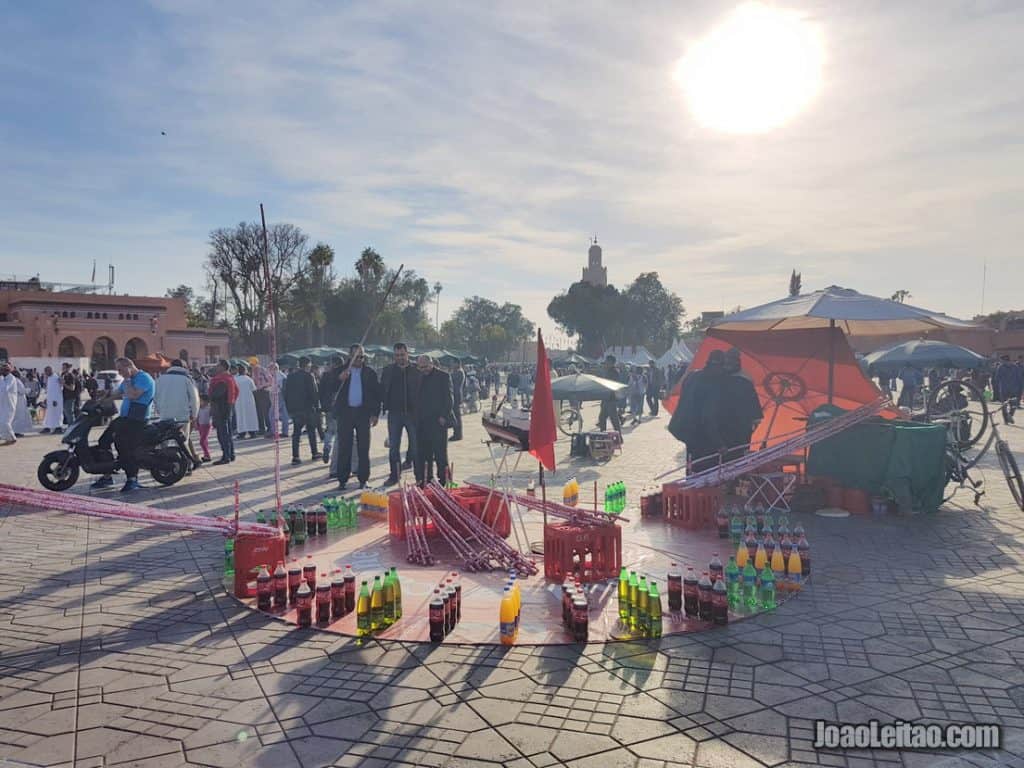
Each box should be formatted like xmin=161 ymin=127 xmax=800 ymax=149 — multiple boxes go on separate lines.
xmin=124 ymin=337 xmax=148 ymax=360
xmin=58 ymin=336 xmax=85 ymax=357
xmin=92 ymin=337 xmax=117 ymax=370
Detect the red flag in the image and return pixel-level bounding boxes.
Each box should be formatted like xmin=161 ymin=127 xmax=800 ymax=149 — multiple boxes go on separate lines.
xmin=528 ymin=329 xmax=557 ymax=471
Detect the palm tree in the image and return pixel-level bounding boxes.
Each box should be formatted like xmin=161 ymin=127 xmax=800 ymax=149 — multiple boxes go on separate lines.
xmin=433 ymin=282 xmax=443 ymax=330
xmin=356 ymin=248 xmax=385 ymax=290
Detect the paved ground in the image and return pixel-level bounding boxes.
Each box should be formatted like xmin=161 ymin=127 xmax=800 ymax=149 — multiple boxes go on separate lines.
xmin=3 ymin=404 xmax=1024 ymax=767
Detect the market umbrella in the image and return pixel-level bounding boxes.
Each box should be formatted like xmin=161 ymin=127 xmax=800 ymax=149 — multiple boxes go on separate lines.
xmin=670 ymin=327 xmax=898 ymax=450
xmin=551 ymin=373 xmax=627 ymax=401
xmin=864 ymin=339 xmax=987 ymax=375
xmin=552 ymin=352 xmax=593 ymax=366
xmin=419 ymin=349 xmax=462 ymax=366
xmin=279 ymin=347 xmax=346 ymax=365
xmin=137 ymin=353 xmax=171 ymax=375
xmin=711 ymin=286 xmax=979 ymax=401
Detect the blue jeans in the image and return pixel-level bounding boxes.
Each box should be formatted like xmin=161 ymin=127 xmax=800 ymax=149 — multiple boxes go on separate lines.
xmin=215 ymin=418 xmax=235 ymax=460
xmin=387 ymin=412 xmax=417 ymax=475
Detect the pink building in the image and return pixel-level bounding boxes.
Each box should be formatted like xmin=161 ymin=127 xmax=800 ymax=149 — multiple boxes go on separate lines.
xmin=0 ymin=280 xmax=229 ymax=370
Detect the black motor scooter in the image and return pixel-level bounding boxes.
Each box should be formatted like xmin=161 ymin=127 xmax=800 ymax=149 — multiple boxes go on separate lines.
xmin=37 ymin=397 xmax=191 ymax=491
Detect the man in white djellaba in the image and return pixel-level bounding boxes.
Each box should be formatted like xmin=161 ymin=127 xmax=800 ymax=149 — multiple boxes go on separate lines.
xmin=233 ymin=363 xmax=260 ymax=439
xmin=12 ymin=370 xmax=32 ymax=436
xmin=0 ymin=362 xmax=18 ymax=445
xmin=41 ymin=365 xmax=64 ymax=433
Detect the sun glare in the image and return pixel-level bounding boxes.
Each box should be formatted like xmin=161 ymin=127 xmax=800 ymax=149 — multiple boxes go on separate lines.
xmin=675 ymin=2 xmax=824 ymax=134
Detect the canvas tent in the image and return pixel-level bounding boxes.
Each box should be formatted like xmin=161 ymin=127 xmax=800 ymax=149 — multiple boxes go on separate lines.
xmin=603 ymin=345 xmax=654 ymax=366
xmin=656 ymin=339 xmax=694 ymax=367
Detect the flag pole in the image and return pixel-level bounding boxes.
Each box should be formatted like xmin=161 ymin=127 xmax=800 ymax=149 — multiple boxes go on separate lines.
xmin=539 ymin=462 xmax=547 ymax=530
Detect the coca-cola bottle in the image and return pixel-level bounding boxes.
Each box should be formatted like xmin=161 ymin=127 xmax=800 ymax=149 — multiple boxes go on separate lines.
xmin=683 ymin=567 xmax=699 ymax=617
xmin=256 ymin=565 xmax=272 ymax=612
xmin=343 ymin=565 xmax=356 ymax=614
xmin=315 ymin=576 xmax=331 ymax=625
xmin=429 ymin=589 xmax=445 ymax=643
xmin=302 ymin=556 xmax=317 ymax=589
xmin=287 ymin=560 xmax=302 ymax=604
xmin=711 ymin=578 xmax=728 ymax=625
xmin=708 ymin=554 xmax=724 ymax=585
xmin=272 ymin=562 xmax=287 ymax=610
xmin=697 ymin=571 xmax=713 ymax=620
xmin=667 ymin=563 xmax=683 ymax=612
xmin=295 ymin=582 xmax=312 ymax=627
xmin=330 ymin=570 xmax=346 ymax=619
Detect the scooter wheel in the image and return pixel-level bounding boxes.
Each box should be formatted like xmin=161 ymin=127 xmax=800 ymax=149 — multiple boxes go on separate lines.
xmin=150 ymin=448 xmax=189 ymax=486
xmin=38 ymin=450 xmax=80 ymax=491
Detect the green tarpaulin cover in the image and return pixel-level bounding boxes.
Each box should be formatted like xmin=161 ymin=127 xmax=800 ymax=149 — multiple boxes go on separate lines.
xmin=807 ymin=418 xmax=947 ymax=513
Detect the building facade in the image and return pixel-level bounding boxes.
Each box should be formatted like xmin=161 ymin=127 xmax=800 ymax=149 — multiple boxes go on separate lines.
xmin=0 ymin=283 xmax=229 ymax=370
xmin=582 ymin=238 xmax=608 ymax=287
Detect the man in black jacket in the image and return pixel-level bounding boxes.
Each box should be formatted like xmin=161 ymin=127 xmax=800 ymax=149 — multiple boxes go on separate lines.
xmin=380 ymin=342 xmax=420 ymax=485
xmin=414 ymin=354 xmax=453 ymax=485
xmin=333 ymin=344 xmax=381 ymax=489
xmin=319 ymin=355 xmax=345 ymax=469
xmin=646 ymin=360 xmax=664 ymax=417
xmin=285 ymin=356 xmax=321 ymax=465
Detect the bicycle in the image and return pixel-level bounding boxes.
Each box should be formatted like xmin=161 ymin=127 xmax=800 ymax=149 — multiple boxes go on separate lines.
xmin=926 ymin=379 xmax=1023 ymax=510
xmin=557 ymin=399 xmax=584 ymax=437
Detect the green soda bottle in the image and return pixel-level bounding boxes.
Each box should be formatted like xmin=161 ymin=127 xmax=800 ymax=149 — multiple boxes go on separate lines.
xmin=620 ymin=481 xmax=627 ymax=512
xmin=256 ymin=510 xmax=266 ymax=526
xmin=759 ymin=566 xmax=776 ymax=610
xmin=617 ymin=567 xmax=630 ymax=621
xmin=223 ymin=538 xmax=234 ymax=576
xmin=346 ymin=500 xmax=358 ymax=528
xmin=637 ymin=577 xmax=650 ymax=636
xmin=604 ymin=485 xmax=611 ymax=513
xmin=627 ymin=571 xmax=640 ymax=631
xmin=382 ymin=571 xmax=396 ymax=626
xmin=390 ymin=566 xmax=403 ymax=620
xmin=648 ymin=582 xmax=663 ymax=638
xmin=356 ymin=581 xmax=371 ymax=637
xmin=742 ymin=561 xmax=758 ymax=610
xmin=370 ymin=575 xmax=384 ymax=631
xmin=724 ymin=555 xmax=740 ymax=608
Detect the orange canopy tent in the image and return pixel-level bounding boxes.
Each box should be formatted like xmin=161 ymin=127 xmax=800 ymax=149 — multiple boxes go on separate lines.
xmin=136 ymin=353 xmax=172 ymax=375
xmin=664 ymin=326 xmax=897 ymax=451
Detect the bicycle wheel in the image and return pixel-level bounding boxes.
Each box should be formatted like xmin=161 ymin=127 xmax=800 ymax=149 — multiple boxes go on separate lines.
xmin=558 ymin=407 xmax=582 ymax=437
xmin=927 ymin=379 xmax=989 ymax=449
xmin=996 ymin=440 xmax=1024 ymax=511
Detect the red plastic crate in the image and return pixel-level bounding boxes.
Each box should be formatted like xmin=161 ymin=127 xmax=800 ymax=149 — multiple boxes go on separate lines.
xmin=660 ymin=483 xmax=721 ymax=530
xmin=543 ymin=522 xmax=621 ymax=583
xmin=233 ymin=530 xmax=287 ymax=598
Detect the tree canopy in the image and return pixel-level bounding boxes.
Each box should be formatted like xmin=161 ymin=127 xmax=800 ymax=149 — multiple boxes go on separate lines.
xmin=442 ymin=297 xmax=534 ymax=359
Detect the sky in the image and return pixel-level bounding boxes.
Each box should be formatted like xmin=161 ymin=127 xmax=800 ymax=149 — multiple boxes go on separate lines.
xmin=1 ymin=0 xmax=1022 ymax=345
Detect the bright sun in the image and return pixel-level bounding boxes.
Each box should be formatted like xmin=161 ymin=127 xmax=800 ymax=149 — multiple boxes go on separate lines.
xmin=675 ymin=2 xmax=824 ymax=134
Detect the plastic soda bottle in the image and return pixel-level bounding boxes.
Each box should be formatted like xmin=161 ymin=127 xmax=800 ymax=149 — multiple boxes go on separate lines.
xmin=682 ymin=567 xmax=699 ymax=617
xmin=382 ymin=571 xmax=396 ymax=626
xmin=256 ymin=565 xmax=272 ymax=612
xmin=563 ymin=579 xmax=576 ymax=627
xmin=499 ymin=588 xmax=516 ymax=645
xmin=715 ymin=506 xmax=729 ymax=538
xmin=759 ymin=567 xmax=777 ymax=610
xmin=627 ymin=570 xmax=640 ymax=623
xmin=429 ymin=589 xmax=444 ymax=643
xmin=302 ymin=556 xmax=317 ymax=589
xmin=617 ymin=567 xmax=630 ymax=620
xmin=620 ymin=481 xmax=627 ymax=512
xmin=648 ymin=582 xmax=663 ymax=638
xmin=287 ymin=560 xmax=302 ymax=604
xmin=697 ymin=572 xmax=713 ymax=620
xmin=787 ymin=550 xmax=803 ymax=590
xmin=305 ymin=509 xmax=316 ymax=537
xmin=316 ymin=576 xmax=331 ymax=625
xmin=712 ymin=578 xmax=728 ymax=624
xmin=770 ymin=547 xmax=786 ymax=584
xmin=443 ymin=586 xmax=455 ymax=635
xmin=316 ymin=507 xmax=328 ymax=536
xmin=343 ymin=565 xmax=356 ymax=614
xmin=754 ymin=541 xmax=767 ymax=572
xmin=667 ymin=563 xmax=682 ymax=612
xmin=370 ymin=575 xmax=384 ymax=631
xmin=295 ymin=581 xmax=313 ymax=628
xmin=708 ymin=554 xmax=724 ymax=585
xmin=778 ymin=524 xmax=791 ymax=552
xmin=724 ymin=556 xmax=741 ymax=608
xmin=730 ymin=511 xmax=743 ymax=546
xmin=572 ymin=597 xmax=589 ymax=642
xmin=563 ymin=482 xmax=572 ymax=506
xmin=736 ymin=540 xmax=749 ymax=569
xmin=797 ymin=535 xmax=810 ymax=577
xmin=742 ymin=561 xmax=758 ymax=609
xmin=356 ymin=581 xmax=371 ymax=637
xmin=330 ymin=570 xmax=345 ymax=618
xmin=392 ymin=567 xmax=404 ymax=620
xmin=755 ymin=503 xmax=765 ymax=534
xmin=272 ymin=562 xmax=288 ymax=610
xmin=763 ymin=532 xmax=776 ymax=560
xmin=745 ymin=533 xmax=758 ymax=563
xmin=223 ymin=539 xmax=235 ymax=576
xmin=637 ymin=577 xmax=650 ymax=635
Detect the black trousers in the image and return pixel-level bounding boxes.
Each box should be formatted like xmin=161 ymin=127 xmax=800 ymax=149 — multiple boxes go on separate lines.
xmin=112 ymin=418 xmax=146 ymax=480
xmin=291 ymin=410 xmax=319 ymax=459
xmin=254 ymin=389 xmax=270 ymax=434
xmin=451 ymin=395 xmax=463 ymax=439
xmin=646 ymin=389 xmax=660 ymax=416
xmin=416 ymin=420 xmax=448 ymax=484
xmin=337 ymin=408 xmax=371 ymax=485
xmin=598 ymin=398 xmax=622 ymax=432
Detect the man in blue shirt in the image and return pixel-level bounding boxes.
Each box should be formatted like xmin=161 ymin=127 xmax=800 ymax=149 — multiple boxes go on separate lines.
xmin=332 ymin=344 xmax=381 ymax=489
xmin=91 ymin=357 xmax=155 ymax=492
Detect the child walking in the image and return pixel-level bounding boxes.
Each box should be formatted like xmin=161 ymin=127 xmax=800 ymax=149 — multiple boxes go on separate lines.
xmin=196 ymin=394 xmax=213 ymax=462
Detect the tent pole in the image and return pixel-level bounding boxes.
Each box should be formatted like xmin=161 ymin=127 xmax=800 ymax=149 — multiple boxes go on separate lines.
xmin=828 ymin=319 xmax=836 ymax=404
